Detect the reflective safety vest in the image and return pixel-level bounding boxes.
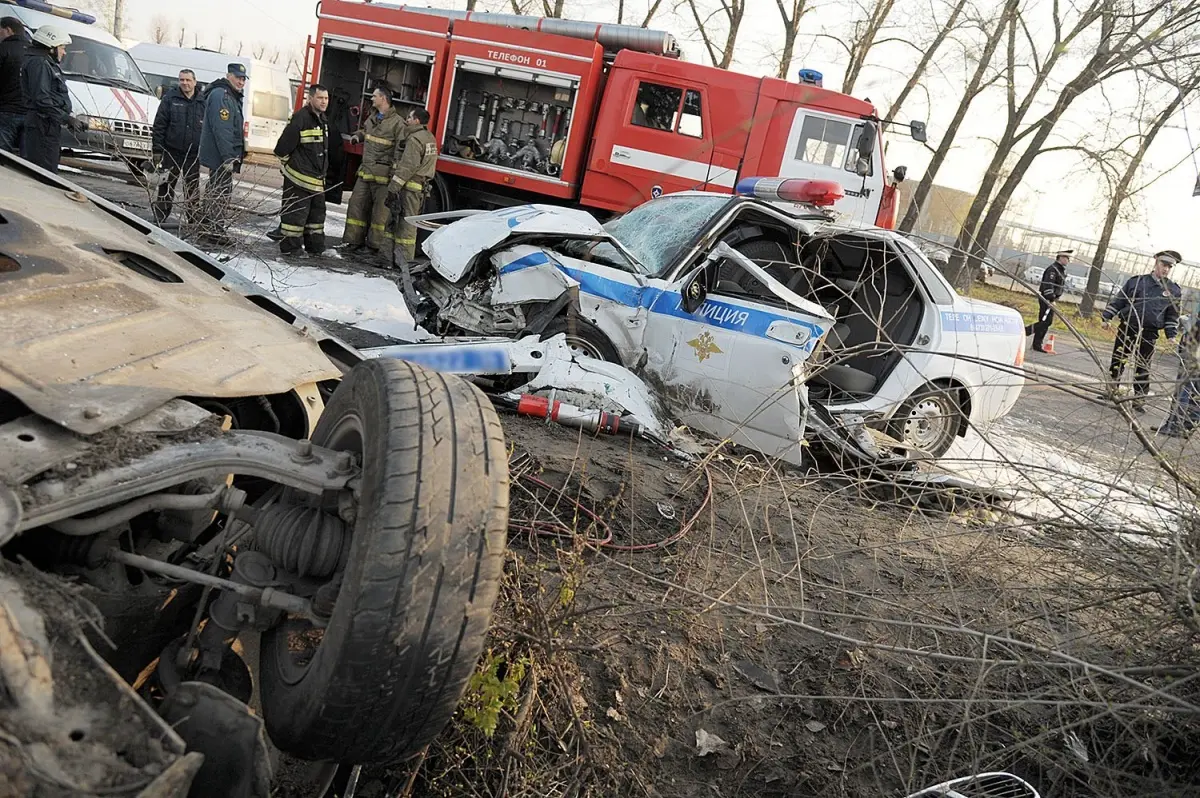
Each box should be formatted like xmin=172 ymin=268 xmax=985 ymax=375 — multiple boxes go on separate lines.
xmin=274 ymin=105 xmax=328 ymax=193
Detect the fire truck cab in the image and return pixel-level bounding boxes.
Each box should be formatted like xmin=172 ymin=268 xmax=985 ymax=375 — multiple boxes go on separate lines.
xmin=303 ymin=0 xmax=926 ymax=228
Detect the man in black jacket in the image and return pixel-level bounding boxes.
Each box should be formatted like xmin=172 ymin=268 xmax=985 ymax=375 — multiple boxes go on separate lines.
xmin=1024 ymin=250 xmax=1070 ymax=353
xmin=20 ymin=24 xmax=84 ymax=172
xmin=273 ymin=84 xmax=330 ymax=255
xmin=1100 ymin=250 xmax=1184 ymax=411
xmin=150 ymin=69 xmax=203 ymax=225
xmin=0 ymin=16 xmax=29 ymax=154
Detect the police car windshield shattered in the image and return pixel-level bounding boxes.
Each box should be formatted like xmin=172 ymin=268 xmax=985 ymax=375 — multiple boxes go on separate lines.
xmin=601 ymin=195 xmax=729 ymax=277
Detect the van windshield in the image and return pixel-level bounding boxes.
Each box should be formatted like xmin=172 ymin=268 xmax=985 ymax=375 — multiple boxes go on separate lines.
xmin=61 ymin=37 xmax=151 ymax=94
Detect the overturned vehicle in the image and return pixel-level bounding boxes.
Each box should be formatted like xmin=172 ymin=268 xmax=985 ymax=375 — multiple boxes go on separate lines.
xmin=0 ymin=153 xmax=509 ymax=796
xmin=403 ymin=180 xmax=1027 ymax=460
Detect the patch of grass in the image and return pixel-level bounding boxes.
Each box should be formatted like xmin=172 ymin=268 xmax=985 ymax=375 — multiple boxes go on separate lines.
xmin=970 ymin=282 xmax=1116 ymax=345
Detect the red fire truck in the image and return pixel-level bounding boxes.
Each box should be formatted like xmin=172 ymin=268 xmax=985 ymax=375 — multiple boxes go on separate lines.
xmin=301 ymin=0 xmax=927 ymax=227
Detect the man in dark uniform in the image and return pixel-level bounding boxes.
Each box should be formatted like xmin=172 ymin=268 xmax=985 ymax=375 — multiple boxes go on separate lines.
xmin=1024 ymin=250 xmax=1070 ymax=353
xmin=20 ymin=25 xmax=84 ymax=172
xmin=0 ymin=16 xmax=30 ymax=153
xmin=273 ymin=84 xmax=330 ymax=256
xmin=150 ymin=69 xmax=203 ymax=225
xmin=198 ymin=63 xmax=248 ymax=243
xmin=1100 ymin=250 xmax=1183 ymax=412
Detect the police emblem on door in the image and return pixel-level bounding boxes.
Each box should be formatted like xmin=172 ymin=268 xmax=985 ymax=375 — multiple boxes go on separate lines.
xmin=687 ymin=331 xmax=723 ymax=362
xmin=651 ymin=185 xmax=663 ymax=198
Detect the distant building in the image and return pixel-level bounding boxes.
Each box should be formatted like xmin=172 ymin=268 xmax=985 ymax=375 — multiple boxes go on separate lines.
xmin=896 ymin=183 xmax=976 ymax=239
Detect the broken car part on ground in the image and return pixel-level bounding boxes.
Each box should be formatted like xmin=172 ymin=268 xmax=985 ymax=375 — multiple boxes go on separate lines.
xmin=0 ymin=152 xmax=510 ymax=797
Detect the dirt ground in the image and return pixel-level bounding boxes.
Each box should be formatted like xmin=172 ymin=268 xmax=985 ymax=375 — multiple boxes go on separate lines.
xmin=339 ymin=414 xmax=1200 ymax=798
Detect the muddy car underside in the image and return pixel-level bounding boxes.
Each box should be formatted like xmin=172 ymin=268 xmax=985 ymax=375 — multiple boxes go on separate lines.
xmin=0 ymin=155 xmax=510 ymax=796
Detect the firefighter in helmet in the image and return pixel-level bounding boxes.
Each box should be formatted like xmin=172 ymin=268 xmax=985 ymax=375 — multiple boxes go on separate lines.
xmin=339 ymin=85 xmax=404 ymax=257
xmin=385 ymin=106 xmax=437 ymax=267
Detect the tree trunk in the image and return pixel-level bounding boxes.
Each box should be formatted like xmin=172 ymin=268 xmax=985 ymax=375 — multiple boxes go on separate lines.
xmin=964 ymin=64 xmax=1111 ymax=284
xmin=884 ymin=0 xmax=966 ymax=122
xmin=718 ymin=4 xmax=743 ymax=69
xmin=897 ymin=0 xmax=1013 ymax=233
xmin=841 ymin=0 xmax=897 ymax=95
xmin=945 ymin=6 xmax=1080 ymax=289
xmin=774 ymin=0 xmax=807 ymax=80
xmin=1081 ymin=88 xmax=1188 ymax=315
xmin=641 ymin=0 xmax=665 ymax=27
xmin=617 ymin=0 xmax=624 ymax=24
xmin=466 ymin=0 xmax=478 ymax=11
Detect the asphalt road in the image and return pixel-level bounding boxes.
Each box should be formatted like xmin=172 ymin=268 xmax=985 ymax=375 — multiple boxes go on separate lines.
xmin=62 ymin=162 xmax=1198 ymax=525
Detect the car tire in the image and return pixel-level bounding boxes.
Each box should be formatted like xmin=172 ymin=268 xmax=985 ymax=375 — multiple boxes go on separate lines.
xmin=889 ymin=384 xmax=965 ymax=458
xmin=258 ymin=358 xmax=509 ymax=765
xmin=541 ymin=315 xmax=621 ymax=363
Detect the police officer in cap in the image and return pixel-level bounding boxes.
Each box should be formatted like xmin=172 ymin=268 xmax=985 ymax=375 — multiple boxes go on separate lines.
xmin=1100 ymin=249 xmax=1184 ymax=412
xmin=199 ymin=62 xmax=248 ymax=243
xmin=1025 ymin=250 xmax=1070 ymax=353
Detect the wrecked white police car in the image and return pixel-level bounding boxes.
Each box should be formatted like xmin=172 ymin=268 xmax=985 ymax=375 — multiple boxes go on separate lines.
xmin=407 ymin=178 xmax=1026 ymax=459
xmin=0 ymin=153 xmax=508 ymax=796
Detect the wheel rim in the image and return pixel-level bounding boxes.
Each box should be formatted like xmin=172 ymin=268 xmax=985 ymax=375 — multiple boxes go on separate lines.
xmin=900 ymin=395 xmax=956 ymax=453
xmin=564 ymin=333 xmax=605 ymax=360
xmin=273 ymin=411 xmax=363 ymax=687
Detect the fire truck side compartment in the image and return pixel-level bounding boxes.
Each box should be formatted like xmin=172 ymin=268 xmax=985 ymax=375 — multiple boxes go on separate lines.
xmin=308 ymin=0 xmax=890 ymax=224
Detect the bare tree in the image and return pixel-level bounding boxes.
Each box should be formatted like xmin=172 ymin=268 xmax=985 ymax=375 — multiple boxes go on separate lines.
xmin=216 ymin=31 xmax=227 ymax=52
xmin=236 ymin=41 xmax=245 ymax=57
xmin=1080 ymin=73 xmax=1200 ymax=315
xmin=948 ymin=0 xmax=1200 ymax=288
xmin=678 ymin=0 xmax=745 ymax=69
xmin=149 ymin=15 xmax=171 ymax=45
xmin=814 ymin=0 xmax=900 ymax=95
xmin=898 ymin=0 xmax=1016 ymax=233
xmin=771 ymin=0 xmax=811 ymax=79
xmin=253 ymin=42 xmax=268 ymax=60
xmin=884 ymin=0 xmax=969 ymax=121
xmin=641 ymin=0 xmax=666 ymax=27
xmin=176 ymin=23 xmax=187 ymax=48
xmin=193 ymin=32 xmax=200 ymax=49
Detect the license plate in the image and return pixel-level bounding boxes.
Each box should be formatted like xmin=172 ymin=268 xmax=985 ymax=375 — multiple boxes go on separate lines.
xmin=123 ymin=138 xmax=151 ymax=151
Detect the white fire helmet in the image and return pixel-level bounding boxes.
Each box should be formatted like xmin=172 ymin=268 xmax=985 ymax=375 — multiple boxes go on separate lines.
xmin=32 ymin=25 xmax=73 ymax=49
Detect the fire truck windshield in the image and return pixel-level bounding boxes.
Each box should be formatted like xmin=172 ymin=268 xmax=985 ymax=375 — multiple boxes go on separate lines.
xmin=603 ymin=194 xmax=729 ymax=277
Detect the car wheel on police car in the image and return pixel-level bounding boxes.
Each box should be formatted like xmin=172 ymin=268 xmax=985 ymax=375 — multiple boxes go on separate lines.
xmin=542 ymin=315 xmax=621 ymax=363
xmin=258 ymin=358 xmax=508 ymax=765
xmin=890 ymin=384 xmax=964 ymax=458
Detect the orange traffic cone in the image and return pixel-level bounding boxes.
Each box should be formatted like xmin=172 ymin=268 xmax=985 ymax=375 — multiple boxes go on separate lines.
xmin=1043 ymin=334 xmax=1056 ymax=354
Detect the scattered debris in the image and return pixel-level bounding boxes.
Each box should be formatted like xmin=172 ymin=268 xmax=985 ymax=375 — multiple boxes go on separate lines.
xmin=805 ymin=720 xmax=828 ymax=733
xmin=731 ymin=660 xmax=781 ymax=694
xmin=695 ymin=728 xmax=729 ymax=757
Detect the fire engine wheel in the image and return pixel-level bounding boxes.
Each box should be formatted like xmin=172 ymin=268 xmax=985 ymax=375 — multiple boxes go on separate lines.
xmin=541 ymin=315 xmax=621 ymax=363
xmin=258 ymin=358 xmax=509 ymax=765
xmin=889 ymin=384 xmax=965 ymax=458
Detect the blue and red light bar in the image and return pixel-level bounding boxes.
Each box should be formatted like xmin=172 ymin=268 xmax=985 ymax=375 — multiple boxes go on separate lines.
xmin=4 ymin=0 xmax=96 ymax=24
xmin=734 ymin=177 xmax=844 ymax=207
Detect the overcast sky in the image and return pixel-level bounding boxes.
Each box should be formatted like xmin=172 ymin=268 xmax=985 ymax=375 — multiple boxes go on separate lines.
xmin=89 ymin=0 xmax=1200 ymax=270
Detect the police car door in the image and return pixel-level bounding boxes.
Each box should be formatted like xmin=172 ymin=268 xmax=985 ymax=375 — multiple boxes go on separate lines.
xmin=641 ymin=244 xmax=835 ymax=466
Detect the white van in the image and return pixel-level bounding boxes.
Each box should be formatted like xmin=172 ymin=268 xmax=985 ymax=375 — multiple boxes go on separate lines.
xmin=4 ymin=0 xmax=159 ymax=175
xmin=129 ymin=43 xmax=294 ymax=154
